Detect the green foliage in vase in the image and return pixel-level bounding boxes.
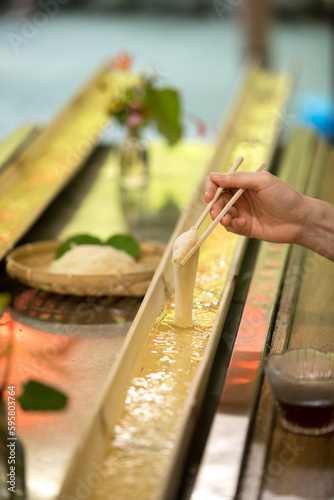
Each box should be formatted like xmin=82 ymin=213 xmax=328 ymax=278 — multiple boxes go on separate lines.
xmin=109 ymin=53 xmax=183 ymax=145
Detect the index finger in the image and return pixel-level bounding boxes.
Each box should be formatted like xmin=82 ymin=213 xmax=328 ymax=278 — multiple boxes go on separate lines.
xmin=205 ymin=176 xmax=219 ymax=203
xmin=205 ymin=155 xmax=244 ymax=202
xmin=210 ymin=170 xmax=272 ymax=191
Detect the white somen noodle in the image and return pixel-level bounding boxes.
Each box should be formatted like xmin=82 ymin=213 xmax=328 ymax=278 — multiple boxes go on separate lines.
xmin=172 ymin=227 xmax=199 ymax=328
xmin=48 ymin=244 xmax=137 ymax=275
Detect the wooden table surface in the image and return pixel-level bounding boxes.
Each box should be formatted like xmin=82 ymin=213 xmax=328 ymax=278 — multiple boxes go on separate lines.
xmin=262 ymin=148 xmax=334 ymax=500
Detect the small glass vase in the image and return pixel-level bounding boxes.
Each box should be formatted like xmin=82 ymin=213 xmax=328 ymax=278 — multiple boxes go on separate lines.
xmin=119 ymin=130 xmax=149 ymax=230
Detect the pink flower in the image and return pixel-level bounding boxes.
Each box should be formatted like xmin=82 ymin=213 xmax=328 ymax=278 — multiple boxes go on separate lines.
xmin=126 ymin=112 xmax=143 ymax=128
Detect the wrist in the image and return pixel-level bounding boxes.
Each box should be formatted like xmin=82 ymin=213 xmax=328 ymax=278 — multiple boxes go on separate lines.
xmin=297 ymin=196 xmax=334 ymax=260
xmin=296 ymin=195 xmax=315 ymax=248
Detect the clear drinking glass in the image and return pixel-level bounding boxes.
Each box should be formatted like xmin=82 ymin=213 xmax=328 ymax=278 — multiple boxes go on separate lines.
xmin=265 ymin=348 xmax=334 ymax=435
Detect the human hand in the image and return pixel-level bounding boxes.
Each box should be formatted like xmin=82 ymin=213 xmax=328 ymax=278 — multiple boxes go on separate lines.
xmin=205 ymin=171 xmax=307 ymax=245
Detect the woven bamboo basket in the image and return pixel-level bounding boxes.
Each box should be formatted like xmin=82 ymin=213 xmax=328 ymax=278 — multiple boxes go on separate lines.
xmin=6 ymin=240 xmax=164 ymax=297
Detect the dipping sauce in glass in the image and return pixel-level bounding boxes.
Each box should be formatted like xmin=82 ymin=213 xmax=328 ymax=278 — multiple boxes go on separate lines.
xmin=278 ymin=401 xmax=334 ymax=435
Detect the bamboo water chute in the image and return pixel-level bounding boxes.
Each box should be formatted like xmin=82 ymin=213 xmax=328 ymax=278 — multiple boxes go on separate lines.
xmin=57 ymin=66 xmax=293 ymax=500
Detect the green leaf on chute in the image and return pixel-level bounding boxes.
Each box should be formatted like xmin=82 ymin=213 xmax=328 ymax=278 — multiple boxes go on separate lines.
xmin=18 ymin=380 xmax=68 ymax=411
xmin=55 ymin=234 xmax=102 ymax=259
xmin=146 ymin=87 xmax=182 ymax=145
xmin=106 ymin=234 xmax=141 ymax=258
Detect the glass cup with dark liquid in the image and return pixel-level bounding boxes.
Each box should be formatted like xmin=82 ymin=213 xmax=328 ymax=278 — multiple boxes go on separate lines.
xmin=265 ymin=349 xmax=334 ymax=436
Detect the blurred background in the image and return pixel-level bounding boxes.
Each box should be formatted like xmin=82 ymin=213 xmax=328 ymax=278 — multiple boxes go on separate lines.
xmin=0 ymin=0 xmax=333 ymax=142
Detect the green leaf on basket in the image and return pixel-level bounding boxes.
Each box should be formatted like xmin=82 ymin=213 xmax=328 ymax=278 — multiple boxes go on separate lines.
xmin=106 ymin=234 xmax=141 ymax=258
xmin=55 ymin=234 xmax=102 ymax=259
xmin=18 ymin=380 xmax=68 ymax=411
xmin=146 ymin=87 xmax=182 ymax=145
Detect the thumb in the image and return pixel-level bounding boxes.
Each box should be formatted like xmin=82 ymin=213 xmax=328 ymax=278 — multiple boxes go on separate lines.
xmin=210 ymin=171 xmax=271 ymax=192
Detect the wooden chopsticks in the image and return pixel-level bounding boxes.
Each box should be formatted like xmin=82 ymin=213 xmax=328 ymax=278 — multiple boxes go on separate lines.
xmin=180 ymin=160 xmax=267 ymax=266
xmin=193 ymin=155 xmax=244 ymax=230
